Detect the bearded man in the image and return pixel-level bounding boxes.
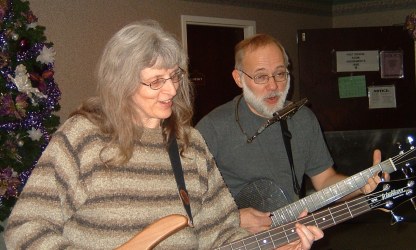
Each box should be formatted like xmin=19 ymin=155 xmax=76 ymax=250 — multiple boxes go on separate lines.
xmin=196 ymin=34 xmax=385 ymax=236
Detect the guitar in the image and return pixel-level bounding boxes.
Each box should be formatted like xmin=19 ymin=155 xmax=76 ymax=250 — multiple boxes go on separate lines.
xmin=116 ymin=214 xmax=188 ymax=250
xmin=217 ymin=176 xmax=416 ymax=249
xmin=234 ymin=146 xmax=416 ymax=229
xmin=117 ymin=176 xmax=416 ymax=249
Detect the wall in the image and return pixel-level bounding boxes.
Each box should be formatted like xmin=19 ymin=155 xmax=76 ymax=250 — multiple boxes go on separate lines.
xmin=29 ymin=1 xmax=413 ymax=123
xmin=333 ymin=8 xmax=412 ymax=27
xmin=28 ymin=0 xmax=331 ymax=122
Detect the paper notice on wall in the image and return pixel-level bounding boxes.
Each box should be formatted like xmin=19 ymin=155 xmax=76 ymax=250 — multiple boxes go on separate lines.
xmin=336 ymin=50 xmax=379 ymax=72
xmin=338 ymin=75 xmax=367 ymax=98
xmin=368 ymin=85 xmax=396 ymax=109
xmin=380 ymin=51 xmax=404 ymax=79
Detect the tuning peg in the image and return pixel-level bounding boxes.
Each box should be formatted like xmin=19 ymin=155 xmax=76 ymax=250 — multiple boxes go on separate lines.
xmin=390 ymin=210 xmax=404 ymax=225
xmin=401 ymin=166 xmax=415 ymax=178
xmin=396 ymin=135 xmax=414 ymax=154
xmin=411 ymin=198 xmax=416 ymax=211
xmin=406 ymin=135 xmax=414 ymax=146
xmin=395 ymin=142 xmax=404 ymax=153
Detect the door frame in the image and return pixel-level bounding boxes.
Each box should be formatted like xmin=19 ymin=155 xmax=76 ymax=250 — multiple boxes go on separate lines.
xmin=180 ymin=15 xmax=256 ymax=52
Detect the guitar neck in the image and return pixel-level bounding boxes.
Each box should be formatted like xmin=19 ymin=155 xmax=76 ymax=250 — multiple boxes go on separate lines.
xmin=271 ymin=158 xmax=396 ymax=226
xmin=218 ymin=176 xmax=415 ymax=249
xmin=217 ymin=195 xmax=372 ymax=250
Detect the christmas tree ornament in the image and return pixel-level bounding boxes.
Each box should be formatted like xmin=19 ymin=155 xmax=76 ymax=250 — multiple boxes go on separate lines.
xmin=0 ymin=52 xmax=10 ymax=67
xmin=42 ymin=69 xmax=54 ymax=79
xmin=4 ymin=28 xmax=12 ymax=38
xmin=0 ymin=0 xmax=8 ymax=22
xmin=10 ymin=31 xmax=18 ymax=41
xmin=0 ymin=167 xmax=21 ymax=198
xmin=27 ymin=127 xmax=42 ymax=141
xmin=8 ymin=64 xmax=46 ymax=101
xmin=405 ymin=12 xmax=416 ymax=40
xmin=18 ymin=37 xmax=29 ymax=51
xmin=36 ymin=45 xmax=56 ymax=64
xmin=22 ymin=10 xmax=37 ymax=24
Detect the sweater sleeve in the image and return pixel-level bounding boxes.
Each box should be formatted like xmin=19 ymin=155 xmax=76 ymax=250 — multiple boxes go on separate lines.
xmin=5 ymin=122 xmax=87 ymax=249
xmin=191 ymin=131 xmax=250 ymax=249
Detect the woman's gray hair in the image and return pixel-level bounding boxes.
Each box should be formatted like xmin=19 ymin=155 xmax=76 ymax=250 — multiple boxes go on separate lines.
xmin=73 ymin=20 xmax=193 ymax=165
xmin=97 ymin=20 xmax=188 ymax=98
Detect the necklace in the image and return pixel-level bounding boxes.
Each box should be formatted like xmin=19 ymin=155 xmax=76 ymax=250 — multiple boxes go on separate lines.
xmin=234 ymin=95 xmax=308 ymax=143
xmin=235 ymin=95 xmax=279 ymax=143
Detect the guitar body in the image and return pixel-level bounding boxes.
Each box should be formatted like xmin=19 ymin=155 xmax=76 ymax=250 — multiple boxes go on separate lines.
xmin=116 ymin=214 xmax=188 ymax=250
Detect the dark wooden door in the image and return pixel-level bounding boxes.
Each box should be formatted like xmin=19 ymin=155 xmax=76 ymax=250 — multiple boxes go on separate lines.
xmin=298 ymin=26 xmax=416 ymax=131
xmin=187 ymin=25 xmax=244 ymax=124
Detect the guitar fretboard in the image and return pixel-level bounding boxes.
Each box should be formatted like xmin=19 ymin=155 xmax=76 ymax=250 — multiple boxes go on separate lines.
xmin=270 ymin=159 xmax=395 ymax=226
xmin=217 ymin=195 xmax=373 ymax=250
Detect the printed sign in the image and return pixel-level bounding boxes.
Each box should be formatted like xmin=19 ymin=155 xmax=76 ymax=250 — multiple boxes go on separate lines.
xmin=336 ymin=50 xmax=379 ymax=72
xmin=368 ymin=85 xmax=396 ymax=109
xmin=380 ymin=51 xmax=404 ymax=79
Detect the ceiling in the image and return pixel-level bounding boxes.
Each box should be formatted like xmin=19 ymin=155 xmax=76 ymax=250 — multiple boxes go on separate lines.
xmin=185 ymin=0 xmax=416 ymax=16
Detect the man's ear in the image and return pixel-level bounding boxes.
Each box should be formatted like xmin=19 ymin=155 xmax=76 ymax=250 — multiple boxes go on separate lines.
xmin=232 ymin=69 xmax=243 ymax=89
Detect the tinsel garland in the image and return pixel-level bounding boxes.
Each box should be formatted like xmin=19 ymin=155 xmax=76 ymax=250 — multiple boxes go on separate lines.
xmin=0 ymin=0 xmax=61 ymax=229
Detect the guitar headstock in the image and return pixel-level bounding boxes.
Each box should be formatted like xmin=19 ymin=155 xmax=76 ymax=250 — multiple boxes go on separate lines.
xmin=395 ymin=135 xmax=415 ymax=178
xmin=367 ymin=176 xmax=416 ymax=214
xmin=388 ymin=135 xmax=416 ymax=180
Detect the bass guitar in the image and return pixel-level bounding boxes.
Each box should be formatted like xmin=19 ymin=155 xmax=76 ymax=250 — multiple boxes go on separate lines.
xmin=235 ymin=146 xmax=416 ymax=229
xmin=117 ymin=176 xmax=416 ymax=249
xmin=217 ymin=176 xmax=416 ymax=249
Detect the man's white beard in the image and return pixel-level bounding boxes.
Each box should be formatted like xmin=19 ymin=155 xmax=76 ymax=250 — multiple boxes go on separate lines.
xmin=242 ymin=75 xmax=290 ymax=118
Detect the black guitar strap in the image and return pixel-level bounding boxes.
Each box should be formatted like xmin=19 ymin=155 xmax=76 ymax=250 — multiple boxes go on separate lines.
xmin=167 ymin=136 xmax=194 ymax=227
xmin=280 ymin=119 xmax=301 ymax=196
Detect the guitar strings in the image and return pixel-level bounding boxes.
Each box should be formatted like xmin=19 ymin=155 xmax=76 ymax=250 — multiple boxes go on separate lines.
xmin=264 ymin=147 xmax=416 ymax=230
xmin=270 ymin=165 xmax=381 ymax=227
xmin=224 ymin=147 xmax=416 ymax=250
xmin=235 ymin=191 xmax=384 ymax=250
xmin=391 ymin=147 xmax=416 ymax=167
xmin=222 ymin=189 xmax=391 ymax=250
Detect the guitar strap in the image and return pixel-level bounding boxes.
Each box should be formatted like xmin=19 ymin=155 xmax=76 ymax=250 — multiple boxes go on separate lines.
xmin=280 ymin=119 xmax=301 ymax=196
xmin=167 ymin=135 xmax=194 ymax=227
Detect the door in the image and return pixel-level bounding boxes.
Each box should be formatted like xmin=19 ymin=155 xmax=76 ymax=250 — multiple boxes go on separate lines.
xmin=181 ymin=16 xmax=255 ymax=124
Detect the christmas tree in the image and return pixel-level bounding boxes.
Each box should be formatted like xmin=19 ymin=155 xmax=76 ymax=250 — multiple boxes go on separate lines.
xmin=405 ymin=12 xmax=416 ymax=40
xmin=0 ymin=0 xmax=61 ymax=231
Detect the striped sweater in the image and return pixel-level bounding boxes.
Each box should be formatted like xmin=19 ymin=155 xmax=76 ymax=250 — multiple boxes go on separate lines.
xmin=5 ymin=115 xmax=249 ymax=249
